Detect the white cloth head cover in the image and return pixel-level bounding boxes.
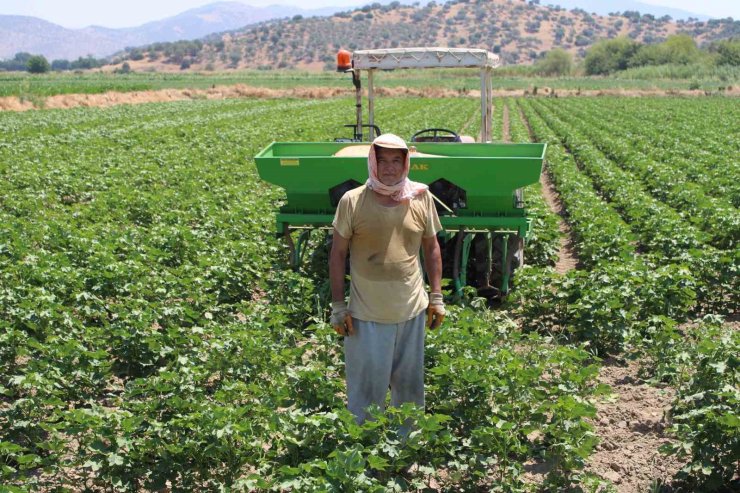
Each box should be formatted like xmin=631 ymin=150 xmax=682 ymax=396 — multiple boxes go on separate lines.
xmin=366 ymin=133 xmax=428 ymax=202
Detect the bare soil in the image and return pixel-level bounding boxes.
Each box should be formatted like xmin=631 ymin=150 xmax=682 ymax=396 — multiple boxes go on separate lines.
xmin=517 ymin=104 xmax=579 ymax=274
xmin=539 ymin=169 xmax=580 ymax=274
xmin=502 ymin=103 xmax=510 ymax=143
xmin=585 ymin=358 xmax=686 ymax=492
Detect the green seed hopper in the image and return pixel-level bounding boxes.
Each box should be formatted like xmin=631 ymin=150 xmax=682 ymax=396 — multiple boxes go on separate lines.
xmin=254 ymin=47 xmax=547 ymax=299
xmin=255 ymin=140 xmax=546 ymax=298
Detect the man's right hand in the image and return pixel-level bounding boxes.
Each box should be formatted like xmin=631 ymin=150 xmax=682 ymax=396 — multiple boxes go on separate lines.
xmin=330 ymin=301 xmax=355 ymax=336
xmin=426 ymin=292 xmax=445 ymax=330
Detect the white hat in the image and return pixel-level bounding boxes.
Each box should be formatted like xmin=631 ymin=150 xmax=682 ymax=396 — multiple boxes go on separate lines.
xmin=372 ymin=133 xmax=408 ymax=151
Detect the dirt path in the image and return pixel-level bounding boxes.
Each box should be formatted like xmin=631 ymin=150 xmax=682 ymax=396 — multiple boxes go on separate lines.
xmin=539 ymin=171 xmax=579 ymax=273
xmin=586 ymin=358 xmax=685 ymax=492
xmin=502 ymin=103 xmax=510 ymax=143
xmin=517 ymin=104 xmax=579 ymax=274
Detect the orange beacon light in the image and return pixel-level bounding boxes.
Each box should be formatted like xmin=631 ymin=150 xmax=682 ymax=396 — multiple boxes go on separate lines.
xmin=336 ymin=49 xmax=352 ymax=72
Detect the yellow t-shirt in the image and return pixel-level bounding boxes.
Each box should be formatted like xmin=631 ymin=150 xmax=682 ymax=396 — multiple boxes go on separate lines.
xmin=332 ymin=185 xmax=443 ymax=324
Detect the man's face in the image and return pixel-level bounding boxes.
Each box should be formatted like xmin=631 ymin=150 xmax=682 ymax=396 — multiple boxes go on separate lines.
xmin=376 ymin=147 xmax=406 ymax=186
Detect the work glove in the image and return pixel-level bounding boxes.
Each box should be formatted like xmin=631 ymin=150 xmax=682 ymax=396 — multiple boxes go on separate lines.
xmin=330 ymin=301 xmax=355 ymax=336
xmin=426 ymin=292 xmax=445 ymax=330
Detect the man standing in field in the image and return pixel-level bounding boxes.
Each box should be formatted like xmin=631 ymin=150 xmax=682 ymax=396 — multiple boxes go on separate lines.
xmin=329 ymin=133 xmax=445 ymax=424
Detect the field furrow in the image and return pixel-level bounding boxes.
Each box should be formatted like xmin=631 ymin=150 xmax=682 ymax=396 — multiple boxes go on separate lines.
xmin=506 ymin=99 xmax=561 ymax=269
xmin=517 ymin=99 xmax=636 ymax=268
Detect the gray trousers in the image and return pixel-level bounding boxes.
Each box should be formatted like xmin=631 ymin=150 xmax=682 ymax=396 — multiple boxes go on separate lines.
xmin=344 ymin=310 xmax=426 ymax=423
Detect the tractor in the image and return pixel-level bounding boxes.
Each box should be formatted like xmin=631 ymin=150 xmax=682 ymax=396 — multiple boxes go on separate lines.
xmin=255 ymin=47 xmax=546 ymax=300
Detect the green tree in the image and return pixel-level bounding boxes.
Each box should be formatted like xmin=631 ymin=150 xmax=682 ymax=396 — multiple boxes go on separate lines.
xmin=14 ymin=52 xmax=33 ymax=63
xmin=128 ymin=48 xmax=144 ymax=61
xmin=70 ymin=55 xmax=101 ymax=70
xmin=0 ymin=52 xmax=33 ymax=71
xmin=660 ymin=34 xmax=700 ymax=64
xmin=51 ymin=59 xmax=70 ymax=71
xmin=584 ymin=37 xmax=640 ymax=75
xmin=711 ymin=38 xmax=740 ymax=66
xmin=536 ymin=48 xmax=572 ymax=76
xmin=630 ymin=35 xmax=701 ymax=67
xmin=26 ymin=55 xmax=50 ymax=73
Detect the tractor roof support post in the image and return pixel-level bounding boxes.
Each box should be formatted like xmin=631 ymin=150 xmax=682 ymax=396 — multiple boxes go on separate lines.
xmin=480 ymin=68 xmax=493 ymax=143
xmin=480 ymin=68 xmax=487 ymax=142
xmin=354 ymin=69 xmax=362 ymax=141
xmin=368 ymin=69 xmax=375 ymax=131
xmin=479 ymin=67 xmax=493 ymax=142
xmin=486 ymin=67 xmax=493 ymax=142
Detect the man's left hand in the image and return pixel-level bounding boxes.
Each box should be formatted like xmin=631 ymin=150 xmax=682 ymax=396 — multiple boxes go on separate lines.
xmin=330 ymin=301 xmax=355 ymax=336
xmin=426 ymin=292 xmax=445 ymax=330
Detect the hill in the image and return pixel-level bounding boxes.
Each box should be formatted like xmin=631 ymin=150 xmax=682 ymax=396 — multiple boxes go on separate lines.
xmin=113 ymin=0 xmax=739 ymax=71
xmin=0 ymin=2 xmax=341 ymax=61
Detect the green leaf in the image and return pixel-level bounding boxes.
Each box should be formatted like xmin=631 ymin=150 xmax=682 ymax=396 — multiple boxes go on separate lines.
xmin=367 ymin=454 xmax=389 ymax=471
xmin=83 ymin=459 xmax=103 ymax=472
xmin=107 ymin=453 xmax=124 ymax=466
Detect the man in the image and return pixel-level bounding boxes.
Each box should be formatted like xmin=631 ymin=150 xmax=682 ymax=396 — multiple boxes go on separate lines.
xmin=329 ymin=133 xmax=445 ymax=424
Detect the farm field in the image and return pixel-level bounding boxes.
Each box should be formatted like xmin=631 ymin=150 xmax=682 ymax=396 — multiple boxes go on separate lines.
xmin=1 ymin=69 xmax=739 ymax=100
xmin=0 ymin=95 xmax=738 ymax=492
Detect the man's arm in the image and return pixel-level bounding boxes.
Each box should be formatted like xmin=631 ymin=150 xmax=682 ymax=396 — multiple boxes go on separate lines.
xmin=329 ymin=229 xmax=354 ymax=335
xmin=330 ymin=228 xmax=350 ymax=302
xmin=421 ymin=235 xmax=442 ymax=293
xmin=422 ymin=234 xmax=444 ymax=329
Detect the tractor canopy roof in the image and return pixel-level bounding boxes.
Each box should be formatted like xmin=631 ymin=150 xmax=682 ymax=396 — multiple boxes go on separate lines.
xmin=352 ymin=47 xmax=501 ymax=70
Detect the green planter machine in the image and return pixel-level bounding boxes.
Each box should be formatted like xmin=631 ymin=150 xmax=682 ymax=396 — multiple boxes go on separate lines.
xmin=255 ymin=48 xmax=546 ymax=299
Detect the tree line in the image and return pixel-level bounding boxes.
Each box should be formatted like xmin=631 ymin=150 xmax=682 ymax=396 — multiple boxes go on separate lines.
xmin=2 ymin=34 xmax=737 ymax=77
xmin=517 ymin=35 xmax=740 ymax=77
xmin=0 ymin=53 xmax=108 ymax=73
xmin=583 ymin=35 xmax=740 ymax=75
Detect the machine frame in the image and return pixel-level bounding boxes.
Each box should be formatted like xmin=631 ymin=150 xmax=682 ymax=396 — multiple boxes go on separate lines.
xmin=348 ymin=47 xmax=500 ymax=143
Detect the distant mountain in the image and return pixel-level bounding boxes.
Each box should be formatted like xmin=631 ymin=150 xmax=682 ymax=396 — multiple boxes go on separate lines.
xmin=545 ymin=0 xmax=713 ymax=21
xmin=0 ymin=2 xmax=343 ymax=61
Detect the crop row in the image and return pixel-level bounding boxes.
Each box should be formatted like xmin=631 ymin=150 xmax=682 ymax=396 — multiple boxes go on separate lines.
xmin=564 ymin=97 xmax=740 ymax=206
xmin=516 ymin=100 xmax=636 ymax=268
xmin=0 ymin=97 xmax=350 ymax=489
xmin=528 ymin=98 xmax=711 ymax=258
xmin=514 ymin=99 xmax=738 ymax=489
xmin=370 ymin=96 xmax=479 ymax=141
xmin=539 ymin=98 xmax=738 ymax=249
xmin=505 ymin=99 xmax=560 ymax=268
xmin=605 ymin=97 xmax=739 ymax=158
xmin=528 ymin=98 xmax=737 ymax=313
xmin=649 ymin=318 xmax=739 ymax=489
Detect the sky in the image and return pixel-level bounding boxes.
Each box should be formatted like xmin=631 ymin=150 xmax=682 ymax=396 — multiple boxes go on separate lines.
xmin=637 ymin=0 xmax=737 ymax=18
xmin=2 ymin=0 xmax=738 ymax=29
